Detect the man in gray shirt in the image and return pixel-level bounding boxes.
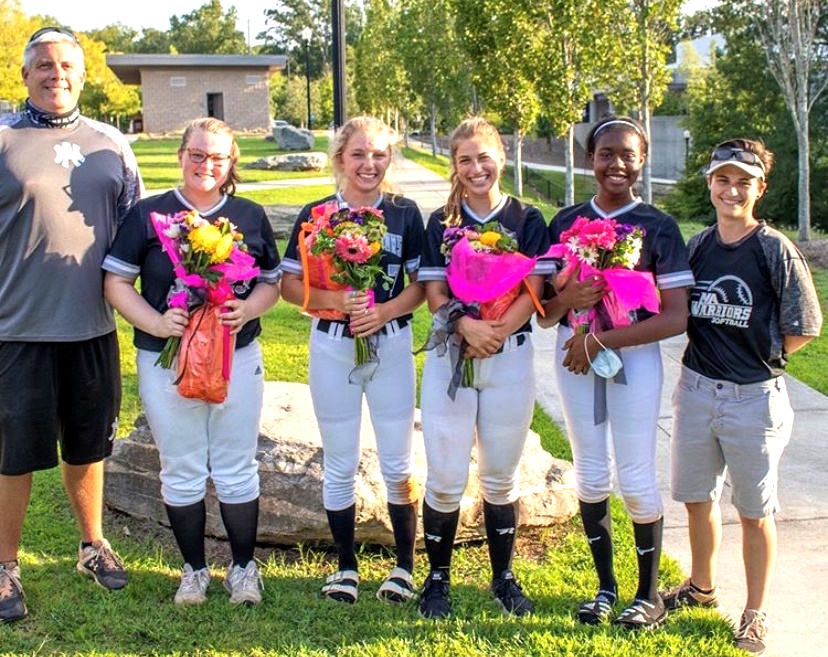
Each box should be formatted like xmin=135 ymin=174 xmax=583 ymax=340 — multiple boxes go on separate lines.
xmin=0 ymin=27 xmax=142 ymax=623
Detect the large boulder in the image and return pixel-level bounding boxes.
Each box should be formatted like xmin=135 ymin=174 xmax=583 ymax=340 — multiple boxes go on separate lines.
xmin=104 ymin=382 xmax=578 ymax=546
xmin=264 ymin=205 xmax=303 ymax=241
xmin=246 ymin=152 xmax=327 ymax=172
xmin=273 ymin=125 xmax=314 ymax=151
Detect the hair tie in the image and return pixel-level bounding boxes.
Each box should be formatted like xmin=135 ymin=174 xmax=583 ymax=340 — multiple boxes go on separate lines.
xmin=592 ymin=119 xmax=644 ymax=140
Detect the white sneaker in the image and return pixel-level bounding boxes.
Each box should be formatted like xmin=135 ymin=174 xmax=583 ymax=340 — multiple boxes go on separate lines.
xmin=174 ymin=564 xmax=210 ymax=605
xmin=223 ymin=561 xmax=263 ymax=605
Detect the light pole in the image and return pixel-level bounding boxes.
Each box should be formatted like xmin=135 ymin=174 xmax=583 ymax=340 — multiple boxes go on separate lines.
xmin=301 ymin=27 xmax=312 ymax=131
xmin=683 ymin=129 xmax=691 ymax=161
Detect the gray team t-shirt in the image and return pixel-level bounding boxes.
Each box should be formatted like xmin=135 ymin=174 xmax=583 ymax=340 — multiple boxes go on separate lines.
xmin=0 ymin=113 xmax=142 ymax=341
xmin=683 ymin=223 xmax=823 ymax=383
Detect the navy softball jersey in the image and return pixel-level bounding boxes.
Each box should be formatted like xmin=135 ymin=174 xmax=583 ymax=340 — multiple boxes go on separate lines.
xmin=548 ymin=198 xmax=695 ymax=320
xmin=419 ymin=195 xmax=556 ymax=332
xmin=102 ymin=189 xmax=281 ymax=352
xmin=281 ymin=193 xmax=424 ymax=315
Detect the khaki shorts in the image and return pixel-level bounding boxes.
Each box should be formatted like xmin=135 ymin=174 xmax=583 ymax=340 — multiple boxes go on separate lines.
xmin=670 ymin=366 xmax=794 ymax=519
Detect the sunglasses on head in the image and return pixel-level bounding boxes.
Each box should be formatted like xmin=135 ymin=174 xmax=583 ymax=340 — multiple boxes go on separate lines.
xmin=710 ymin=146 xmax=766 ymax=172
xmin=28 ymin=26 xmax=79 ymax=45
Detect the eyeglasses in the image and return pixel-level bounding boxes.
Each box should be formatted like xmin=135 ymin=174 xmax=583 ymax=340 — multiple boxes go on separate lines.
xmin=185 ymin=148 xmax=233 ymax=166
xmin=710 ymin=146 xmax=766 ymax=173
xmin=28 ymin=26 xmax=79 ymax=45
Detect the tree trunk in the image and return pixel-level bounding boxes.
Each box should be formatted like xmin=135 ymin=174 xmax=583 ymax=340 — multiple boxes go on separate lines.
xmin=513 ymin=130 xmax=523 ymax=197
xmin=796 ymin=111 xmax=811 ymax=242
xmin=565 ymin=124 xmax=575 ymax=207
xmin=640 ymin=102 xmax=652 ymax=205
xmin=429 ymin=101 xmax=438 ymax=157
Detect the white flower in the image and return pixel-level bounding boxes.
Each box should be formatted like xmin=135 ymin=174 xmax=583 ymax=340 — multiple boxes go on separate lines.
xmin=163 ymin=224 xmax=182 ymax=239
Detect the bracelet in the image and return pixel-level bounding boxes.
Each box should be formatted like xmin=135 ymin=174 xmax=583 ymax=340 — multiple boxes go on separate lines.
xmin=584 ymin=333 xmax=594 ymax=369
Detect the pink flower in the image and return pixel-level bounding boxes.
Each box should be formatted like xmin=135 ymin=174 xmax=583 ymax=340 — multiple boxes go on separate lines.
xmin=580 ymin=218 xmax=618 ymax=251
xmin=335 ymin=232 xmax=372 ymax=263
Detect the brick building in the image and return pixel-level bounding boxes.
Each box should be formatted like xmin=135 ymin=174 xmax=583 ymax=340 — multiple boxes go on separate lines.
xmin=106 ymin=54 xmax=286 ymax=134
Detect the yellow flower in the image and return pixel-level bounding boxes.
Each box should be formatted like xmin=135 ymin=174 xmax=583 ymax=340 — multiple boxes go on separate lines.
xmin=479 ymin=231 xmax=502 ymax=247
xmin=189 ymin=224 xmax=222 ymax=257
xmin=213 ymin=233 xmax=234 ymax=263
xmin=369 ymin=241 xmax=382 ymax=255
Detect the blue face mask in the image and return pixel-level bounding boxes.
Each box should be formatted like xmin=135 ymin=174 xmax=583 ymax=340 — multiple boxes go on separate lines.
xmin=591 ymin=347 xmax=623 ymax=378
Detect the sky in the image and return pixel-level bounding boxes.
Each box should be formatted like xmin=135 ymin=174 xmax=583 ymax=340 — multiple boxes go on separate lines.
xmin=22 ymin=0 xmax=718 ymax=48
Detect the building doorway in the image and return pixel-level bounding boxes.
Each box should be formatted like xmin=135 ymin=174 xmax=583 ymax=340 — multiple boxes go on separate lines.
xmin=206 ymin=93 xmax=225 ymax=121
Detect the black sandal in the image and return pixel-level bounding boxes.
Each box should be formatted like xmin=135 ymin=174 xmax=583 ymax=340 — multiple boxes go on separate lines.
xmin=577 ymin=589 xmax=617 ymax=625
xmin=614 ymin=597 xmax=667 ymax=630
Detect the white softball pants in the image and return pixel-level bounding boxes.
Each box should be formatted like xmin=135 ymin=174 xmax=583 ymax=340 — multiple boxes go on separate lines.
xmin=137 ymin=342 xmax=263 ymax=507
xmin=421 ymin=334 xmax=535 ymax=513
xmin=309 ymin=320 xmax=417 ymax=511
xmin=554 ymin=325 xmax=664 ymax=523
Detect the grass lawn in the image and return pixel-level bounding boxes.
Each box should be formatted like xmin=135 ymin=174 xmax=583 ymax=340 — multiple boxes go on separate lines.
xmin=132 ymin=134 xmax=331 ymax=191
xmin=8 ymin=140 xmax=824 ymax=655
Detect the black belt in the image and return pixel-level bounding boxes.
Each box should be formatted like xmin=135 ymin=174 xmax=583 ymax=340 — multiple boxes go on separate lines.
xmin=316 ymin=316 xmax=410 ymax=339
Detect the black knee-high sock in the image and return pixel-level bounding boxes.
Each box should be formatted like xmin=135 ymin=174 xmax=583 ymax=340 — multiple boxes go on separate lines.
xmin=633 ymin=517 xmax=663 ymax=602
xmin=326 ymin=505 xmax=358 ymax=572
xmin=219 ymin=498 xmax=259 ymax=567
xmin=422 ymin=502 xmax=459 ymax=574
xmin=484 ymin=500 xmax=518 ymax=579
xmin=387 ymin=502 xmax=417 ymax=573
xmin=165 ymin=500 xmax=207 ymax=570
xmin=579 ymin=499 xmax=617 ymax=595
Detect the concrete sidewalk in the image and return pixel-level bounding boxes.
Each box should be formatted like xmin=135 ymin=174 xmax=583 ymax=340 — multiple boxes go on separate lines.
xmin=534 ymin=326 xmax=827 ymax=657
xmin=388 ymin=152 xmax=824 ymax=655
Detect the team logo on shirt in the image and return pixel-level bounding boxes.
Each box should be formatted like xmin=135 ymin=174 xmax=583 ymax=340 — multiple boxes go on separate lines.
xmin=53 ymin=141 xmax=85 ymax=168
xmin=690 ymin=275 xmax=753 ymax=328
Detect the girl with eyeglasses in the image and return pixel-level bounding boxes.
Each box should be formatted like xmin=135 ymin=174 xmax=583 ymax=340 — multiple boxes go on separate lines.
xmin=662 ymin=138 xmax=822 ymax=654
xmin=538 ymin=115 xmax=694 ymax=629
xmin=103 ymin=117 xmax=281 ymax=606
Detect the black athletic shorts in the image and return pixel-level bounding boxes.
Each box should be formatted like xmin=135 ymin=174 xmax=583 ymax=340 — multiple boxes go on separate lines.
xmin=0 ymin=332 xmax=121 ymax=475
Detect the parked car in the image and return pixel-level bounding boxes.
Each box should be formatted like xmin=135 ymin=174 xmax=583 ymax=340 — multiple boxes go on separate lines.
xmin=272 ymin=119 xmax=290 ymax=129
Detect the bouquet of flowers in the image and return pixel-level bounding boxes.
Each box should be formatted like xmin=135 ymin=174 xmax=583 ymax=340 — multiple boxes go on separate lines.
xmin=150 ymin=210 xmax=259 ymax=402
xmin=298 ymin=202 xmax=392 ymax=370
xmin=546 ymin=216 xmax=659 ymax=334
xmin=418 ymin=221 xmax=539 ymax=397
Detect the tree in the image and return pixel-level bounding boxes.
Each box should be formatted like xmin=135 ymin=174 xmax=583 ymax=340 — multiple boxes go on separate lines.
xmin=664 ymin=11 xmax=794 ymax=227
xmin=749 ymin=0 xmax=827 ymax=241
xmin=397 ymin=0 xmax=473 ymax=156
xmin=168 ymin=0 xmax=248 ymax=55
xmin=262 ymin=0 xmax=363 ymax=80
xmin=77 ymin=34 xmax=141 ymax=127
xmin=531 ymin=0 xmax=626 ymax=205
xmin=0 ymin=0 xmax=40 ymax=106
xmin=85 ymin=24 xmax=139 ymax=54
xmin=606 ymin=0 xmax=683 ymax=204
xmin=454 ymin=0 xmax=542 ymax=196
xmin=353 ymin=0 xmax=413 ymax=123
xmin=131 ymin=28 xmax=174 ymax=54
